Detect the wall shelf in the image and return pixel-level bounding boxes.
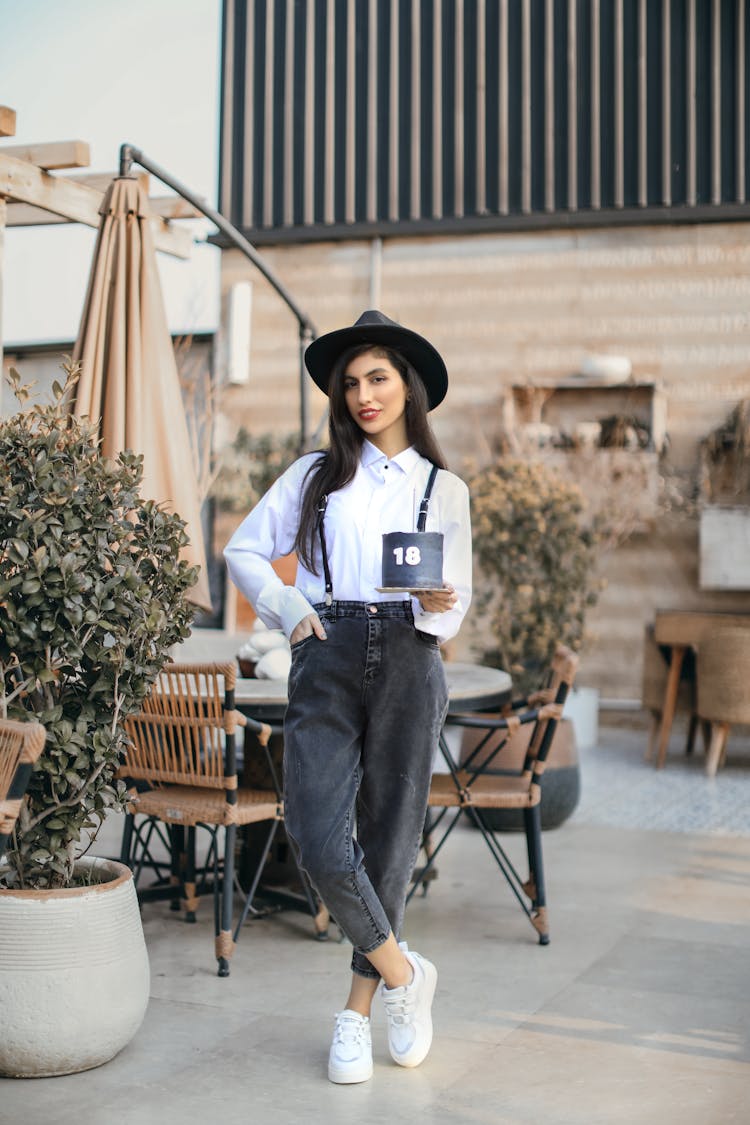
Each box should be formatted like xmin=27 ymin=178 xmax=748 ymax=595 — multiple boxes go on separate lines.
xmin=503 ymin=379 xmax=667 ymax=454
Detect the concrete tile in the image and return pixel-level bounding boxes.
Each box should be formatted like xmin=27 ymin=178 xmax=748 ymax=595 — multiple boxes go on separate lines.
xmin=579 ymin=933 xmax=750 ymax=1004
xmin=441 ymin=1028 xmax=748 ymax=1125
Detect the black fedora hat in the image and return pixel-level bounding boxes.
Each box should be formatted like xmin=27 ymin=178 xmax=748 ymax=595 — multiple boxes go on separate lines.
xmin=304 ymin=310 xmax=448 ymax=410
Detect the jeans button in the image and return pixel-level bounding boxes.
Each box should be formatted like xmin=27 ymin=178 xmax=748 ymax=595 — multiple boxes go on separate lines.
xmin=368 ymin=604 xmax=378 ymax=615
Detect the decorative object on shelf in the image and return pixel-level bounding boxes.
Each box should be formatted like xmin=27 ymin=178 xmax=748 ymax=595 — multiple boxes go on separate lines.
xmin=578 ymin=353 xmax=633 ymax=383
xmin=520 ymin=422 xmax=556 ymax=448
xmin=502 ymin=376 xmax=667 ymax=456
xmin=573 ymin=421 xmax=602 ymax=449
xmin=598 ymin=414 xmax=651 ymax=450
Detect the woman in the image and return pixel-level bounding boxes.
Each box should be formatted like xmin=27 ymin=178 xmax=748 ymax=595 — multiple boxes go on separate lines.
xmin=224 ymin=310 xmax=472 ymax=1084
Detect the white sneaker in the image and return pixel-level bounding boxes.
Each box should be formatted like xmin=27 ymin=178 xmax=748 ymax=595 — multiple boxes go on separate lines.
xmin=327 ymin=1009 xmax=373 ymax=1084
xmin=379 ymin=949 xmax=438 ymax=1068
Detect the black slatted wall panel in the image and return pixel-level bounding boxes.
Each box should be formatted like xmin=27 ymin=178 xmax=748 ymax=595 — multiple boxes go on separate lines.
xmin=218 ymin=0 xmax=750 ymax=242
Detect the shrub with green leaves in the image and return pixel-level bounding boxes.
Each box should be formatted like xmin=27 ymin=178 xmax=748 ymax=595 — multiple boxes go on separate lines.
xmin=211 ymin=427 xmax=299 ymax=513
xmin=0 ymin=365 xmax=198 ymax=889
xmin=469 ymin=459 xmax=603 ymax=696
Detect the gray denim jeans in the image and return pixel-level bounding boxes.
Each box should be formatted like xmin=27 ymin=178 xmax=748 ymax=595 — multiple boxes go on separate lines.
xmin=283 ymin=600 xmax=448 ymax=979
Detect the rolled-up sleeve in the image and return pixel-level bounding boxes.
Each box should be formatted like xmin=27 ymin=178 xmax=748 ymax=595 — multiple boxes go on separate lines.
xmin=412 ymin=474 xmax=473 ymax=644
xmin=224 ymin=455 xmax=319 ymax=639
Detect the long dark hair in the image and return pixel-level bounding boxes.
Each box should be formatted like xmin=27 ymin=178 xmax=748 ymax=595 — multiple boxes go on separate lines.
xmin=294 ymin=343 xmax=447 ymax=573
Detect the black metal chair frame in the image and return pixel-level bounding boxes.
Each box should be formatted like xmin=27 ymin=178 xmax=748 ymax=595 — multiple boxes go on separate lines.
xmin=120 ymin=690 xmax=326 ymax=960
xmin=408 ymin=651 xmax=575 ymax=945
xmin=119 ymin=663 xmax=287 ymax=975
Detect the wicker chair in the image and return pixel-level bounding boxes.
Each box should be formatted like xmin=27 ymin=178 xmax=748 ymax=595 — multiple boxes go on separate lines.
xmin=0 ymin=717 xmax=46 ymax=863
xmin=696 ymin=627 xmax=750 ymax=777
xmin=408 ymin=645 xmax=578 ymax=945
xmin=120 ymin=661 xmax=282 ymax=977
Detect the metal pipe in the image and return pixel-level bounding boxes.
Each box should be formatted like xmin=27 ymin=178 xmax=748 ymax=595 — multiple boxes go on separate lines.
xmin=118 ymin=143 xmax=317 ymax=450
xmin=298 ymin=322 xmax=313 ymax=455
xmin=369 ymin=236 xmax=383 ymax=307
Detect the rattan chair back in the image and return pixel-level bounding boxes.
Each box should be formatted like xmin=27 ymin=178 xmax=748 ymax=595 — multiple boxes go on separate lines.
xmin=517 ymin=645 xmax=579 ymax=788
xmin=120 ymin=660 xmax=293 ymax=976
xmin=124 ymin=662 xmax=240 ymax=791
xmin=697 ymin=627 xmax=750 ymax=725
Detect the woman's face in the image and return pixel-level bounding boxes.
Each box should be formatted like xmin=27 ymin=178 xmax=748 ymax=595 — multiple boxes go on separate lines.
xmin=342 ymin=349 xmax=409 ymax=454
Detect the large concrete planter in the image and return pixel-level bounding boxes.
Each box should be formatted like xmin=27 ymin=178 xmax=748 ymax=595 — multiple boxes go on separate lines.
xmin=0 ymin=856 xmax=150 ymax=1078
xmin=460 ymin=716 xmax=580 ymax=831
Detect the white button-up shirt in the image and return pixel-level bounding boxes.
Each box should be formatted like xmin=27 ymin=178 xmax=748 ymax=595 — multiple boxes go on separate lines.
xmin=224 ymin=440 xmax=472 ymax=644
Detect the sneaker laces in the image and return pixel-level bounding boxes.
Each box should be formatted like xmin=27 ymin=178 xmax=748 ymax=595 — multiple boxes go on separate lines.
xmin=333 ymin=1012 xmax=369 ymax=1047
xmin=382 ymin=985 xmax=416 ymax=1027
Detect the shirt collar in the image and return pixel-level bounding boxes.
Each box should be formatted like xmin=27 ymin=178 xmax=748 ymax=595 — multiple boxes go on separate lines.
xmin=361 ymin=440 xmax=421 ymax=475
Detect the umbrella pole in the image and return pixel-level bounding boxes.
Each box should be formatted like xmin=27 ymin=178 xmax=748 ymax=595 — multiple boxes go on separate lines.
xmin=119 ymin=144 xmax=317 ymax=451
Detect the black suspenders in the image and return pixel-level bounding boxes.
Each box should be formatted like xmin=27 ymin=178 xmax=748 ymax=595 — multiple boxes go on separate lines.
xmin=317 ymin=493 xmax=334 ymax=605
xmin=317 ymin=463 xmax=439 ymax=606
xmin=417 ymin=465 xmax=439 ymax=532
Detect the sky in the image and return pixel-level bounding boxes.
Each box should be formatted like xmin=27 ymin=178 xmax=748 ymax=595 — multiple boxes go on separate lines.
xmin=0 ymin=0 xmax=222 ymax=345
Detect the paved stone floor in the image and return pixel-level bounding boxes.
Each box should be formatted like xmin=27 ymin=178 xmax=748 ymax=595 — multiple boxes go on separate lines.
xmin=2 ymin=716 xmax=749 ymax=1125
xmin=572 ymin=713 xmax=750 ymax=836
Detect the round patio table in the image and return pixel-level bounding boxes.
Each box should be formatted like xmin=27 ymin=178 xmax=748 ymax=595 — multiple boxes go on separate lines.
xmin=233 ymin=660 xmax=512 ymax=722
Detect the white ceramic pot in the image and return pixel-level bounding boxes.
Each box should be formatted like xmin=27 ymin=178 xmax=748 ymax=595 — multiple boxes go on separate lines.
xmin=0 ymin=856 xmax=150 ymax=1078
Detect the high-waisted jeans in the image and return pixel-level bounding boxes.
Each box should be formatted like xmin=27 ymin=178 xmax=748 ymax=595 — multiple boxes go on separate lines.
xmin=283 ymin=600 xmax=448 ymax=979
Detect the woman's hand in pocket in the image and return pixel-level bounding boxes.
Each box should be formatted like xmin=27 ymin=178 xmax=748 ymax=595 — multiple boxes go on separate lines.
xmin=290 ymin=613 xmax=327 ymax=646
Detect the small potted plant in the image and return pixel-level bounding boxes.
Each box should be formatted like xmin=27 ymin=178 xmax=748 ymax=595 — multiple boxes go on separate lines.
xmin=465 ymin=458 xmax=604 ymax=828
xmin=0 ymin=364 xmax=198 ymax=1077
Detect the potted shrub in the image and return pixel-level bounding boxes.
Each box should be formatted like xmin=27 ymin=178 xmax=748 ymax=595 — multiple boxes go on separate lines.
xmin=464 ymin=458 xmax=604 ymax=828
xmin=0 ymin=364 xmax=198 ymax=1077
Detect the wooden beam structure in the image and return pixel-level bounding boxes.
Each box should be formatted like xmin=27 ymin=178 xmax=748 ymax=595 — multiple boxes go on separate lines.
xmin=7 ymin=194 xmax=203 ymax=227
xmin=0 ymin=109 xmax=202 ymax=375
xmin=0 ymin=107 xmax=16 ymax=138
xmin=149 ymin=196 xmax=204 ymax=219
xmin=0 ymin=139 xmax=91 ymax=170
xmin=0 ymin=152 xmax=192 ymax=258
xmin=63 ymin=170 xmax=150 ymax=192
xmin=4 ymin=203 xmax=70 ymax=227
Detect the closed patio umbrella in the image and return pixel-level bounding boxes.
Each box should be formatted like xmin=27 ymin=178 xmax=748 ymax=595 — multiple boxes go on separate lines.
xmin=72 ymin=176 xmax=211 ymax=611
